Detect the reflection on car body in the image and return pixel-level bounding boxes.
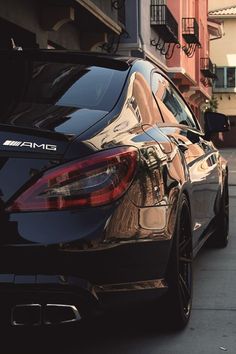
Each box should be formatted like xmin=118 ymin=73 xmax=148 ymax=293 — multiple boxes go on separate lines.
xmin=0 ymin=50 xmax=229 ymax=329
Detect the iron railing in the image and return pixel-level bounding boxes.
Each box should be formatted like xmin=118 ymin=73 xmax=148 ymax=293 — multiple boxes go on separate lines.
xmin=182 ymin=18 xmax=200 ymax=44
xmin=200 ymin=58 xmax=217 ymax=78
xmin=111 ymin=0 xmax=126 ymax=25
xmin=118 ymin=4 xmax=125 ymax=26
xmin=150 ymin=5 xmax=178 ymax=43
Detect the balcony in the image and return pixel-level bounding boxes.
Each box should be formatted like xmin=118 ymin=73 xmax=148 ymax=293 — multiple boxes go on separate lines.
xmin=182 ymin=18 xmax=200 ymax=44
xmin=150 ymin=4 xmax=178 ymax=43
xmin=111 ymin=0 xmax=126 ymax=27
xmin=118 ymin=5 xmax=125 ymax=26
xmin=200 ymin=58 xmax=217 ymax=79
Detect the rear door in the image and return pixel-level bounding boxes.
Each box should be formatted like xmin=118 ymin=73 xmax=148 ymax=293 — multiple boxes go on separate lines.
xmin=151 ymin=71 xmax=219 ymax=246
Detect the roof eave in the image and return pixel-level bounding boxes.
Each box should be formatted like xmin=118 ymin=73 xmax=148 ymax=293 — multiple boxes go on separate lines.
xmin=209 ymin=14 xmax=236 ymax=19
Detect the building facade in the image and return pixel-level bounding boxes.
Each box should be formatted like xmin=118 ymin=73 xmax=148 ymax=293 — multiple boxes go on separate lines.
xmin=0 ymin=0 xmax=218 ymax=126
xmin=209 ymin=1 xmax=236 ymax=147
xmin=0 ymin=0 xmax=124 ymax=51
xmin=119 ymin=0 xmax=217 ymax=123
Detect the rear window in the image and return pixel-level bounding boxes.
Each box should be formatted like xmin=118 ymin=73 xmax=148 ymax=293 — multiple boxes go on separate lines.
xmin=0 ymin=53 xmax=129 ymax=113
xmin=25 ymin=62 xmax=127 ymax=110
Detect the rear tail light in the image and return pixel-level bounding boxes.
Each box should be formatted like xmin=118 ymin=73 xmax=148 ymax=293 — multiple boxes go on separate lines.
xmin=7 ymin=146 xmax=138 ymax=212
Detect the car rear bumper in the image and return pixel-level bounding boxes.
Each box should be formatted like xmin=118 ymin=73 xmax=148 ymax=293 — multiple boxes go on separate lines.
xmin=0 ymin=239 xmax=172 ymax=325
xmin=0 ymin=274 xmax=98 ymax=326
xmin=0 ymin=239 xmax=172 ymax=283
xmin=0 ymin=273 xmax=167 ymax=326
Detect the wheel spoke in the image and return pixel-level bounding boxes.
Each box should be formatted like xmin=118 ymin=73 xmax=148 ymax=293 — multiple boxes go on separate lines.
xmin=179 ymin=237 xmax=191 ymax=254
xmin=180 ymin=256 xmax=192 ymax=263
xmin=178 ymin=209 xmax=192 ymax=314
xmin=179 ymin=273 xmax=191 ymax=307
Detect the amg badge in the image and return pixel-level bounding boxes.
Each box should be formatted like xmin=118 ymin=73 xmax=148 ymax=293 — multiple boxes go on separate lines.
xmin=3 ymin=140 xmax=57 ymax=151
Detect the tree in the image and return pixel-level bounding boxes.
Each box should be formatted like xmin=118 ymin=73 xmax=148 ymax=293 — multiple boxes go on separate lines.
xmin=205 ymin=95 xmax=218 ymax=112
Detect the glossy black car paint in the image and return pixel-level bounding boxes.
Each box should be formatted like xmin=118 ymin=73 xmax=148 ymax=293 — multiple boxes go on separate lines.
xmin=0 ymin=50 xmax=228 ymax=323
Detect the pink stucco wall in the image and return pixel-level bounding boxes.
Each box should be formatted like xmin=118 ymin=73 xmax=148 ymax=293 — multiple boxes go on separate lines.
xmin=167 ymin=0 xmax=211 ymax=99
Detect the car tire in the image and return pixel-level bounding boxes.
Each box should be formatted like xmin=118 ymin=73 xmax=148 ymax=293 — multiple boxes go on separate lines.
xmin=161 ymin=194 xmax=193 ymax=330
xmin=207 ymin=181 xmax=229 ymax=248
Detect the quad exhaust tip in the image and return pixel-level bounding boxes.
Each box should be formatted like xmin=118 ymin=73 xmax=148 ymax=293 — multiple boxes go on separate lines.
xmin=11 ymin=303 xmax=81 ymax=326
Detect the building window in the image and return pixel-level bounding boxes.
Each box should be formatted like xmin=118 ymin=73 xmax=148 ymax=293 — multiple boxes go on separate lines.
xmin=227 ymin=68 xmax=235 ymax=87
xmin=215 ymin=67 xmax=236 ymax=88
xmin=215 ymin=68 xmax=224 ymax=88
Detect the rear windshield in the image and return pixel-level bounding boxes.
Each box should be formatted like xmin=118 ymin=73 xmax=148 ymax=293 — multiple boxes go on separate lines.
xmin=0 ymin=52 xmax=129 ymax=114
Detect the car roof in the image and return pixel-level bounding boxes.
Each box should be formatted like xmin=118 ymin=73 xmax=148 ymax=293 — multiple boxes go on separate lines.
xmin=0 ymin=49 xmax=138 ymax=71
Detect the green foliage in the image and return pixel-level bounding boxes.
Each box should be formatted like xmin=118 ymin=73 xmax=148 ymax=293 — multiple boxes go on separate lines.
xmin=205 ymin=95 xmax=218 ymax=112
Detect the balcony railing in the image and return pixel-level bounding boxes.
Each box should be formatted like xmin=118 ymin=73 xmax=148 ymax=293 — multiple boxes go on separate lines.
xmin=150 ymin=5 xmax=178 ymax=43
xmin=200 ymin=58 xmax=217 ymax=79
xmin=118 ymin=5 xmax=125 ymax=26
xmin=111 ymin=0 xmax=126 ymax=26
xmin=182 ymin=18 xmax=200 ymax=44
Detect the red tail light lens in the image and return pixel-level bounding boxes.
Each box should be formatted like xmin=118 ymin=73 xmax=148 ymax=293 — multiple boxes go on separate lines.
xmin=7 ymin=146 xmax=138 ymax=212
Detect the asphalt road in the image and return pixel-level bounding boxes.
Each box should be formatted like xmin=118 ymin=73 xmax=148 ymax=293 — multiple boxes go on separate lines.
xmin=1 ymin=149 xmax=236 ymax=354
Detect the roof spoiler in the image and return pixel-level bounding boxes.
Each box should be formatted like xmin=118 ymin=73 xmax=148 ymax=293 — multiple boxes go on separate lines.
xmin=0 ymin=48 xmax=130 ymax=71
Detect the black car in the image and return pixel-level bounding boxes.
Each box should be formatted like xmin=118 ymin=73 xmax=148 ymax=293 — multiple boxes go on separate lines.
xmin=0 ymin=50 xmax=229 ymax=329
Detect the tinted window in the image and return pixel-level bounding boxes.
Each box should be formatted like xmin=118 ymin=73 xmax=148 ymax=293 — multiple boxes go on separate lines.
xmin=26 ymin=62 xmax=127 ymax=111
xmin=152 ymin=72 xmax=198 ymax=129
xmin=0 ymin=54 xmax=128 ymax=113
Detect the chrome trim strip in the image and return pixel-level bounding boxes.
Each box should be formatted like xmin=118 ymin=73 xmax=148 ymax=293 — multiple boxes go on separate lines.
xmin=95 ymin=278 xmax=167 ymax=293
xmin=60 ymin=237 xmax=171 ymax=252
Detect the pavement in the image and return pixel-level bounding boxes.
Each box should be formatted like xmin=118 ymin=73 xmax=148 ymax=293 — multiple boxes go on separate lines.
xmin=1 ymin=149 xmax=236 ymax=354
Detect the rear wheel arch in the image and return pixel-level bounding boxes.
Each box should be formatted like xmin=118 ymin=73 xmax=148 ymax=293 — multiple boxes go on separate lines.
xmin=160 ymin=192 xmax=193 ymax=329
xmin=175 ymin=188 xmax=193 ymax=233
xmin=207 ymin=176 xmax=229 ymax=248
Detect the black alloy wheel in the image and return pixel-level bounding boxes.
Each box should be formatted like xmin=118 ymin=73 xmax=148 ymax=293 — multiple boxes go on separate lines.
xmin=178 ymin=204 xmax=192 ymax=319
xmin=162 ymin=194 xmax=193 ymax=330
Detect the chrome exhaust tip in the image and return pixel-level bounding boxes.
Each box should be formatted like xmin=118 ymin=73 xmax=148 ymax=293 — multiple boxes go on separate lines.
xmin=11 ymin=303 xmax=81 ymax=326
xmin=44 ymin=304 xmax=81 ymax=325
xmin=11 ymin=304 xmax=42 ymax=326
